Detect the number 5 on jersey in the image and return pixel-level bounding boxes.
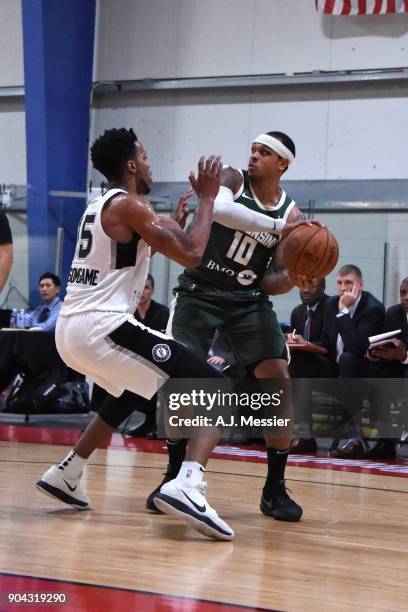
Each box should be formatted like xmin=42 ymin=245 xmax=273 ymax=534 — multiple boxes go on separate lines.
xmin=76 ymin=214 xmax=96 ymax=259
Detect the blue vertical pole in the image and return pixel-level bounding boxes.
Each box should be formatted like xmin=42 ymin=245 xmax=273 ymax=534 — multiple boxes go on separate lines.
xmin=22 ymin=0 xmax=96 ymax=306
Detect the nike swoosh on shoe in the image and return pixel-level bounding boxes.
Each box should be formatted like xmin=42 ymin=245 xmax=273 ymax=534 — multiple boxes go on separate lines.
xmin=181 ymin=490 xmax=206 ymax=513
xmin=63 ymin=479 xmax=77 ymax=492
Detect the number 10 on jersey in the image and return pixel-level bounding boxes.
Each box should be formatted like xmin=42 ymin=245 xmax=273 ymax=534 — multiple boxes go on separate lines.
xmin=226 ymin=231 xmax=257 ymax=266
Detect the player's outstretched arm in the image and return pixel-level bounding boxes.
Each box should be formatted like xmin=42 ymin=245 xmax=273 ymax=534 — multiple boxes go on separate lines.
xmin=121 ymin=156 xmax=222 ymax=268
xmin=214 ymin=169 xmax=321 ymax=236
xmin=212 ymin=190 xmax=321 ymax=236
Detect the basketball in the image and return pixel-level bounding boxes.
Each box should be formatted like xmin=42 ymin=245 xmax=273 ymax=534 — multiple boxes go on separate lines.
xmin=282 ymin=224 xmax=339 ymax=279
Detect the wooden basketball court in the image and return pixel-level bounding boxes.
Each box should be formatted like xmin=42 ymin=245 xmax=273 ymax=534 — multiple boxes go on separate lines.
xmin=1 ymin=425 xmax=407 ymax=611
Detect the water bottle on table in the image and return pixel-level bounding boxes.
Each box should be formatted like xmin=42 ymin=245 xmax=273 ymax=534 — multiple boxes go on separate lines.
xmin=16 ymin=309 xmax=26 ymax=329
xmin=10 ymin=308 xmax=17 ymax=328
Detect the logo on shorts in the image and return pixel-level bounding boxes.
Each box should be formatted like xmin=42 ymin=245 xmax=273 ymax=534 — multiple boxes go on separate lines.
xmin=152 ymin=343 xmax=171 ymax=362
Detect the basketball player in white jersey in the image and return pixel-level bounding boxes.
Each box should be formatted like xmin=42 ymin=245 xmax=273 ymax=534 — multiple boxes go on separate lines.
xmin=36 ymin=128 xmax=240 ymax=539
xmin=36 ymin=128 xmax=311 ymax=541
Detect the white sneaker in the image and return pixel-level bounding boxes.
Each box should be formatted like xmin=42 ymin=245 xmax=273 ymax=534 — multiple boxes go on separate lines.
xmin=36 ymin=465 xmax=92 ymax=510
xmin=154 ymin=479 xmax=234 ymax=541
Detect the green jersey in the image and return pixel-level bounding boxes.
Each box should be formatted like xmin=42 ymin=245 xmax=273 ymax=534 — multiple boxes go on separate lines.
xmin=178 ymin=170 xmax=295 ymax=298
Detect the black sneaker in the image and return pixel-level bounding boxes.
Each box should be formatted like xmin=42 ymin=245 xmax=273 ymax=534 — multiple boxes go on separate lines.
xmin=146 ymin=467 xmax=177 ymax=513
xmin=260 ymin=480 xmax=303 ymax=522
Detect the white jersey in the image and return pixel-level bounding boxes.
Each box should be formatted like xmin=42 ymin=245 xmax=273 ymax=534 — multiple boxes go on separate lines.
xmin=61 ymin=188 xmax=150 ymax=316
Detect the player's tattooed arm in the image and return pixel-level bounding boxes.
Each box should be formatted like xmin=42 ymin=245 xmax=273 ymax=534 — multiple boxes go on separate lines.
xmin=289 ymin=205 xmax=305 ymax=223
xmin=111 ymin=156 xmax=222 ymax=268
xmin=261 ymin=244 xmax=297 ymax=295
xmin=261 ymin=249 xmax=312 ymax=295
xmin=221 ymin=166 xmax=242 ymax=194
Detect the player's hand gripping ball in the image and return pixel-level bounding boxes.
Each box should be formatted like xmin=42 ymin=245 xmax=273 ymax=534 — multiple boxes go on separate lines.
xmin=282 ymin=225 xmax=339 ymax=279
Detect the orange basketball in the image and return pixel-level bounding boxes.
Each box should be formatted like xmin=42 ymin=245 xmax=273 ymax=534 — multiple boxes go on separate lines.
xmin=282 ymin=224 xmax=339 ymax=279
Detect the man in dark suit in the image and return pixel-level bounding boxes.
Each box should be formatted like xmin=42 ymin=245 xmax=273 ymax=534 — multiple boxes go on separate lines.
xmin=381 ymin=276 xmax=408 ymax=375
xmin=290 ymin=265 xmax=385 ymax=457
xmin=290 ymin=278 xmax=329 ymax=344
xmin=321 ymin=266 xmax=384 ymax=370
xmin=289 ymin=279 xmax=333 ymax=453
xmin=366 ymin=276 xmax=408 ymax=458
xmin=126 ymin=273 xmax=170 ymax=436
xmin=134 ymin=273 xmax=170 ymax=333
xmin=321 ymin=264 xmax=385 ymax=458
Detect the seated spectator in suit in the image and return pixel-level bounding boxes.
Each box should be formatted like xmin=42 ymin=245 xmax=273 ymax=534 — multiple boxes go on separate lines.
xmin=290 ymin=277 xmax=329 ymax=343
xmin=289 ymin=279 xmax=332 ymax=452
xmin=365 ymin=276 xmax=408 ymax=458
xmin=126 ymin=274 xmax=169 ymax=437
xmin=20 ymin=273 xmax=62 ymax=331
xmin=321 ymin=265 xmax=384 ymax=373
xmin=290 ymin=265 xmax=385 ymax=458
xmin=380 ymin=276 xmax=408 ymax=376
xmin=134 ymin=273 xmax=169 ymax=332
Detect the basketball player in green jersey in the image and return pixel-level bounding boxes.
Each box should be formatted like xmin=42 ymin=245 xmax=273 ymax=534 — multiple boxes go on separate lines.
xmin=150 ymin=131 xmax=311 ymax=523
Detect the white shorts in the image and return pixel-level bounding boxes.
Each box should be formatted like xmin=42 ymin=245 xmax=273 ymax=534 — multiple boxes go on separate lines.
xmin=56 ymin=311 xmax=172 ymax=399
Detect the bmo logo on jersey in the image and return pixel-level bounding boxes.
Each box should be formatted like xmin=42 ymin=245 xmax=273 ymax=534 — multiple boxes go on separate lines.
xmin=152 ymin=344 xmax=172 ymax=362
xmin=206 ymin=260 xmax=257 ymax=286
xmin=206 ymin=260 xmax=235 ymax=277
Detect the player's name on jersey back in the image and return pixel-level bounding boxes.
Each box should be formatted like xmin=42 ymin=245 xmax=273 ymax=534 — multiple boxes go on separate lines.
xmin=68 ymin=267 xmax=100 ymax=286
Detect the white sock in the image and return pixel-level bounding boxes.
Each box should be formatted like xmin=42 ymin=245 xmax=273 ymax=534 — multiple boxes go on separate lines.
xmin=176 ymin=461 xmax=205 ymax=488
xmin=57 ymin=450 xmax=86 ymax=479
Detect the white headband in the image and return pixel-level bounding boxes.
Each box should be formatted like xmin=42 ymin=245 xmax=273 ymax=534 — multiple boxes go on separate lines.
xmin=253 ymin=134 xmax=295 ymax=165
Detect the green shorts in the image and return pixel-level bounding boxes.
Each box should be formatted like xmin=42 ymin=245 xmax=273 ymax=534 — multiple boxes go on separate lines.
xmin=170 ymin=291 xmax=288 ymax=371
